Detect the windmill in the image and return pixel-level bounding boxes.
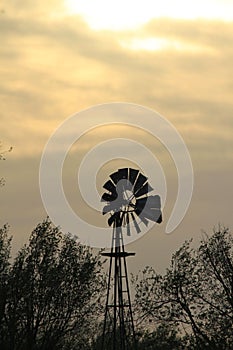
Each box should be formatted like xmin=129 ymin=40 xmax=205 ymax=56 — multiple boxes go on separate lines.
xmin=101 ymin=168 xmax=162 ymax=350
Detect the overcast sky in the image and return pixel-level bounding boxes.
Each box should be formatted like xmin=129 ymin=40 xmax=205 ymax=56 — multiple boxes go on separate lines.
xmin=1 ymin=0 xmax=233 ymax=273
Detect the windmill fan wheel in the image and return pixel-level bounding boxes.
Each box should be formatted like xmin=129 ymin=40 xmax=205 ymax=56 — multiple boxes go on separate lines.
xmin=102 ymin=168 xmax=162 ymax=234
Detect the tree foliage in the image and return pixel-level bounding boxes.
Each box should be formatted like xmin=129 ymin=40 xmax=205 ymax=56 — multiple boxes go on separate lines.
xmin=136 ymin=323 xmax=186 ymax=350
xmin=0 ymin=225 xmax=11 ymax=330
xmin=134 ymin=227 xmax=233 ymax=349
xmin=0 ymin=219 xmax=104 ymax=350
xmin=1 ymin=221 xmax=233 ymax=349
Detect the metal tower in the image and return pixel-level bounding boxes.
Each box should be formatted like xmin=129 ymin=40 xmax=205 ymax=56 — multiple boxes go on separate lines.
xmin=101 ymin=168 xmax=162 ymax=350
xmin=101 ymin=216 xmax=136 ymax=350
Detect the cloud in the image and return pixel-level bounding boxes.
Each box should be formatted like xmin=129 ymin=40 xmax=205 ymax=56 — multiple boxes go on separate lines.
xmin=0 ymin=0 xmax=65 ymax=18
xmin=1 ymin=10 xmax=232 ymax=166
xmin=1 ymin=4 xmax=233 ymax=271
xmin=141 ymin=18 xmax=233 ymax=48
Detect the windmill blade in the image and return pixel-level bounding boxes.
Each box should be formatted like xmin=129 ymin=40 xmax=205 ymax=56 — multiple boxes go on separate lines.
xmin=117 ymin=168 xmax=128 ymax=180
xmin=134 ymin=182 xmax=153 ymax=198
xmin=108 ymin=211 xmax=121 ymax=226
xmin=126 ymin=212 xmax=131 ymax=236
xmin=103 ymin=180 xmax=116 ymax=194
xmin=138 ymin=214 xmax=149 ymax=226
xmin=135 ymin=197 xmax=148 ymax=214
xmin=140 ymin=208 xmax=162 ymax=223
xmin=102 ymin=204 xmax=112 ymax=215
xmin=125 ymin=212 xmax=130 ymax=225
xmin=110 ymin=171 xmax=120 ymax=184
xmin=101 ymin=192 xmax=117 ymax=202
xmin=133 ymin=173 xmax=147 ymax=193
xmin=129 ymin=168 xmax=139 ymax=186
xmin=131 ymin=213 xmax=141 ymax=234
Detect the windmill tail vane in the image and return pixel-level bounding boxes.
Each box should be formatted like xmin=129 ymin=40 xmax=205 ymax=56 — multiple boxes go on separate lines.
xmin=100 ymin=168 xmax=162 ymax=350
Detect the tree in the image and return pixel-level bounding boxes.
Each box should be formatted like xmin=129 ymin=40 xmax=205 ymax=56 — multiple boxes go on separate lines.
xmin=137 ymin=323 xmax=185 ymax=350
xmin=0 ymin=218 xmax=105 ymax=350
xmin=196 ymin=227 xmax=233 ymax=348
xmin=134 ymin=227 xmax=233 ymax=349
xmin=0 ymin=225 xmax=11 ymax=333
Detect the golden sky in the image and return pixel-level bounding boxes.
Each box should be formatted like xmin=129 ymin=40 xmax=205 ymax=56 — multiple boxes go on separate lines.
xmin=1 ymin=0 xmax=233 ymax=272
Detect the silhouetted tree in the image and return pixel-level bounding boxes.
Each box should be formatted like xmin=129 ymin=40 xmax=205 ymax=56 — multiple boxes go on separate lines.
xmin=0 ymin=225 xmax=11 ymax=332
xmin=134 ymin=227 xmax=233 ymax=349
xmin=137 ymin=323 xmax=185 ymax=350
xmin=92 ymin=322 xmax=186 ymax=350
xmin=1 ymin=220 xmax=233 ymax=349
xmin=0 ymin=218 xmax=104 ymax=350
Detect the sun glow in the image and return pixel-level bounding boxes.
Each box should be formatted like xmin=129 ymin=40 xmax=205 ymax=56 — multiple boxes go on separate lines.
xmin=65 ymin=0 xmax=233 ymax=30
xmin=119 ymin=37 xmax=214 ymax=53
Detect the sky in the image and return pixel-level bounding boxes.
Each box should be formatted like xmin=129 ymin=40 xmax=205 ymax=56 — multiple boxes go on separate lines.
xmin=1 ymin=0 xmax=233 ymax=273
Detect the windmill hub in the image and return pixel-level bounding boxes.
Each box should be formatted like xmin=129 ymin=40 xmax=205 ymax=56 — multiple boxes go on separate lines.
xmin=116 ymin=179 xmax=135 ymax=208
xmin=122 ymin=189 xmax=134 ymax=204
